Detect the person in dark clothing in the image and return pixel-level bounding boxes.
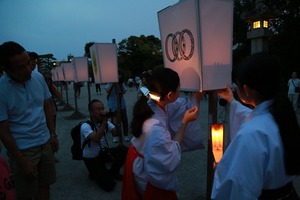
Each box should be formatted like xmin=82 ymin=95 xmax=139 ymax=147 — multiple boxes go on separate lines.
xmin=95 ymin=83 xmax=102 ymax=95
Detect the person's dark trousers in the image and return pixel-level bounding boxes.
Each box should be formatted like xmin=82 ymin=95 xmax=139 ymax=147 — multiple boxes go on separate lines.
xmin=83 ymin=156 xmax=116 ymax=191
xmin=83 ymin=145 xmax=128 ymax=191
xmin=109 ymin=144 xmax=128 ymax=177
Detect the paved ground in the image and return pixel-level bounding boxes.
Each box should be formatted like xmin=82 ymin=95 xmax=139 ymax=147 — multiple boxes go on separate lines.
xmin=1 ymin=83 xmax=299 ymax=200
xmin=50 ymin=84 xmax=208 ymax=200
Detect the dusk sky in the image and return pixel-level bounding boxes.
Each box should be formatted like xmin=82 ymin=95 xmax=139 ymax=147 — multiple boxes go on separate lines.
xmin=0 ymin=0 xmax=178 ymax=61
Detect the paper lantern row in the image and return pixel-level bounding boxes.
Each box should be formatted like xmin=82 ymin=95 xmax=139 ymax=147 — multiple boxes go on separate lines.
xmin=52 ymin=43 xmax=118 ymax=84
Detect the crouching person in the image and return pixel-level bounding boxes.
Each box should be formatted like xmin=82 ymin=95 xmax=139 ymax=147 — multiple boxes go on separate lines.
xmin=81 ymin=99 xmax=128 ymax=191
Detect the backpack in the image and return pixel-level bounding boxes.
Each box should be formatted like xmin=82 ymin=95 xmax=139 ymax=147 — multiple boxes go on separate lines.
xmin=71 ymin=120 xmax=95 ymax=160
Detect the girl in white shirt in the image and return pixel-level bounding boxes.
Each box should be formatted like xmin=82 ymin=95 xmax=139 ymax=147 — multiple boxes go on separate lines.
xmin=212 ymin=53 xmax=300 ymax=200
xmin=122 ymin=68 xmax=199 ymax=200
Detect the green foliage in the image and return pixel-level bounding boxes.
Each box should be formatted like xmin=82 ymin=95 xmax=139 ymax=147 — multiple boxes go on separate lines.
xmin=83 ymin=42 xmax=96 ymax=82
xmin=266 ymin=0 xmax=300 ymax=78
xmin=233 ymin=0 xmax=300 ymax=81
xmin=84 ymin=42 xmax=95 ymax=58
xmin=117 ymin=35 xmax=163 ymax=77
xmin=39 ymin=54 xmax=57 ymax=69
xmin=83 ymin=37 xmax=163 ymax=81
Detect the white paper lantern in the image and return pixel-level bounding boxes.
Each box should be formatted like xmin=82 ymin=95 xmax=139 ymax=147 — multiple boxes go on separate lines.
xmin=62 ymin=62 xmax=74 ymax=82
xmin=158 ymin=0 xmax=233 ymax=91
xmin=72 ymin=57 xmax=89 ymax=82
xmin=56 ymin=66 xmax=64 ymax=81
xmin=89 ymin=43 xmax=118 ymax=83
xmin=51 ymin=68 xmax=57 ymax=81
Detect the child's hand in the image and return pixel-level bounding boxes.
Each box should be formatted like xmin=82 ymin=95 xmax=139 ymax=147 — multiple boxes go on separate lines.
xmin=219 ymin=84 xmax=234 ymax=104
xmin=182 ymin=106 xmax=199 ymax=125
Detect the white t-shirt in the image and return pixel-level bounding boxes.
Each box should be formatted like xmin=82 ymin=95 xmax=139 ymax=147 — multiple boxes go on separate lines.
xmin=211 ymin=100 xmax=295 ymax=199
xmin=80 ymin=120 xmax=115 ymax=158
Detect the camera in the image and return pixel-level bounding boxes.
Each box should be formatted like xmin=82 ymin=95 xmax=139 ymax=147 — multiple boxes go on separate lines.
xmin=101 ymin=111 xmax=117 ymax=118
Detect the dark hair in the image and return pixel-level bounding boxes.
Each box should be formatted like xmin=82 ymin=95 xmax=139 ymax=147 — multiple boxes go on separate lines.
xmin=236 ymin=53 xmax=300 ymax=175
xmin=28 ymin=52 xmax=39 ymax=59
xmin=0 ymin=41 xmax=25 ymax=71
xmin=130 ymin=95 xmax=154 ymax=137
xmin=88 ymin=99 xmax=102 ymax=112
xmin=130 ymin=68 xmax=180 ymax=138
xmin=141 ymin=71 xmax=150 ymax=78
xmin=236 ymin=53 xmax=281 ymax=100
xmin=148 ymin=68 xmax=180 ymax=101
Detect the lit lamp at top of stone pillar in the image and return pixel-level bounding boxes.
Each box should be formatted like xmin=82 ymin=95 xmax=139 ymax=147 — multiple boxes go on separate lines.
xmin=241 ymin=0 xmax=280 ymax=55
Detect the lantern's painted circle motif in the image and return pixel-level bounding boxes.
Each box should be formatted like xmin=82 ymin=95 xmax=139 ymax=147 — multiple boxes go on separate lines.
xmin=165 ymin=29 xmax=194 ymax=62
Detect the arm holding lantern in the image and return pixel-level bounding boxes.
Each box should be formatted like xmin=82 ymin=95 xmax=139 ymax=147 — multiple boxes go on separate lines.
xmin=219 ymin=85 xmax=252 ymax=140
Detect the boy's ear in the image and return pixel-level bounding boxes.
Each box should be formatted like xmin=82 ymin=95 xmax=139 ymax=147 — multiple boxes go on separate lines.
xmin=166 ymin=91 xmax=175 ymax=102
xmin=243 ymin=84 xmax=253 ymax=97
xmin=243 ymin=84 xmax=249 ymax=97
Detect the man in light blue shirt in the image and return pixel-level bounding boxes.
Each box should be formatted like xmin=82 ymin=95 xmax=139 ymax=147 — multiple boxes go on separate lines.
xmin=0 ymin=41 xmax=59 ymax=200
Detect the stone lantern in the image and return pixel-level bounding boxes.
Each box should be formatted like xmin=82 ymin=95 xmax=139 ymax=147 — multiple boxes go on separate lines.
xmin=241 ymin=0 xmax=280 ymax=54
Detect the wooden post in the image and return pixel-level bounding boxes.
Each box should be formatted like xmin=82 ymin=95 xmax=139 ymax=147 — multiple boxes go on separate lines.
xmin=87 ymin=81 xmax=91 ymax=103
xmin=206 ymin=90 xmax=218 ymax=200
xmin=65 ymin=82 xmax=69 ymax=105
xmin=74 ymin=83 xmax=78 ymax=111
xmin=114 ymin=83 xmax=124 ymax=145
xmin=60 ymin=81 xmax=73 ymax=112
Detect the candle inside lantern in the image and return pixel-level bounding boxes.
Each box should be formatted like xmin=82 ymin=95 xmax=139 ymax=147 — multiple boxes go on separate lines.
xmin=211 ymin=124 xmax=224 ymax=163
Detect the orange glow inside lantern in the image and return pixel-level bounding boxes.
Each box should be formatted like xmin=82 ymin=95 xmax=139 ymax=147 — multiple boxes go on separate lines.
xmin=211 ymin=124 xmax=224 ymax=163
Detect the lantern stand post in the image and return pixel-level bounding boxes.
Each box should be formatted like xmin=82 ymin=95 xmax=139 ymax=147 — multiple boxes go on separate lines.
xmin=56 ymin=81 xmax=65 ymax=106
xmin=74 ymin=83 xmax=78 ymax=111
xmin=60 ymin=81 xmax=74 ymax=112
xmin=87 ymin=81 xmax=91 ymax=103
xmin=64 ymin=82 xmax=85 ymax=120
xmin=114 ymin=83 xmax=124 ymax=145
xmin=206 ymin=90 xmax=218 ymax=200
xmin=111 ymin=38 xmax=124 ymax=145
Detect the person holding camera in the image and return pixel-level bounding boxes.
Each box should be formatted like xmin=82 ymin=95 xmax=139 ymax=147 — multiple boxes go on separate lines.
xmin=105 ymin=71 xmax=130 ymax=143
xmin=81 ymin=99 xmax=128 ymax=192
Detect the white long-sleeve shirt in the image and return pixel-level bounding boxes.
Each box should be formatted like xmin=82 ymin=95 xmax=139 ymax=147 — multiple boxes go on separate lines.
xmin=131 ymin=99 xmax=181 ymax=193
xmin=229 ymin=100 xmax=252 ymax=140
xmin=131 ymin=95 xmax=204 ymax=194
xmin=211 ymin=100 xmax=295 ymax=199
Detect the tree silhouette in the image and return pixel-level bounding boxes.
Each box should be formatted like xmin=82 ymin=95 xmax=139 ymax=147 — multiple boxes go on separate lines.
xmin=117 ymin=35 xmax=163 ymax=77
